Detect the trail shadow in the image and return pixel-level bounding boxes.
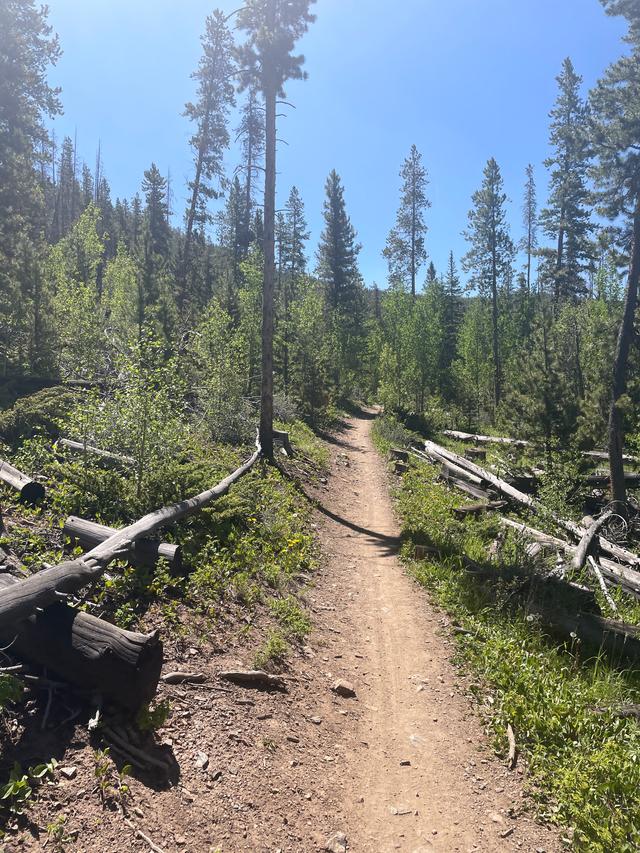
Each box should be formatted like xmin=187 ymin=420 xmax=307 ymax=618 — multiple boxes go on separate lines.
xmin=315 ymin=503 xmax=401 ymax=557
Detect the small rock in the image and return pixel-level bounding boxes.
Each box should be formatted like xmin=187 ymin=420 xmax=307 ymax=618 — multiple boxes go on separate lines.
xmin=400 ymin=759 xmax=411 ymax=766
xmin=311 ymin=716 xmax=323 ymax=725
xmin=489 ymin=812 xmax=504 ymax=824
xmin=287 ymin=735 xmax=300 ymax=743
xmin=175 ymin=836 xmax=187 ymax=846
xmin=195 ymin=752 xmax=209 ymax=770
xmin=59 ymin=766 xmax=77 ymax=780
xmin=332 ymin=679 xmax=356 ymax=699
xmin=326 ymin=831 xmax=347 ymax=853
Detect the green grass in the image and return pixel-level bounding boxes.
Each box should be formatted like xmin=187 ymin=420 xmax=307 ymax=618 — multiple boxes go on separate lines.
xmin=391 ymin=459 xmax=640 ymax=852
xmin=269 ymin=595 xmax=311 ymax=640
xmin=254 ymin=630 xmax=289 ymax=670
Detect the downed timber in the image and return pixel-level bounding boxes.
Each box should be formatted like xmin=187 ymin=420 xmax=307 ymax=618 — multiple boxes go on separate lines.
xmin=0 ymin=439 xmax=261 ymax=631
xmin=465 ymin=448 xmax=487 ymax=462
xmin=584 ymin=472 xmax=640 ymax=487
xmin=394 ymin=461 xmax=409 ymax=475
xmin=0 ymin=460 xmax=45 ymax=504
xmin=572 ymin=511 xmax=615 ymax=572
xmin=442 ymin=430 xmax=530 ymax=448
xmin=58 ymin=438 xmax=135 ymax=467
xmin=390 ymin=448 xmax=409 ymax=462
xmin=219 ymin=670 xmax=286 ymax=691
xmin=425 ymin=440 xmax=640 ymax=568
xmin=584 ymin=450 xmax=640 ymax=464
xmin=63 ymin=516 xmax=182 ymax=572
xmin=0 ymin=575 xmax=162 ymax=710
xmin=499 ymin=517 xmax=640 ymax=598
xmin=587 ymin=556 xmax=619 ymax=616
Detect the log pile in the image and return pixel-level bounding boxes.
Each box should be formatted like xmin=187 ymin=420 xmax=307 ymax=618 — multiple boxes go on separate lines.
xmin=0 ymin=459 xmax=45 ymax=504
xmin=416 ymin=437 xmax=640 ymax=661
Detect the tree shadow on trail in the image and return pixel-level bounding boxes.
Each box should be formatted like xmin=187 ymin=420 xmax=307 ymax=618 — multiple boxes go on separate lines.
xmin=315 ymin=503 xmax=401 ymax=557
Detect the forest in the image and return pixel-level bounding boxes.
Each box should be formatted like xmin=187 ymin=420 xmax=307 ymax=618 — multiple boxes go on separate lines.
xmin=2 ymin=0 xmax=640 ymax=851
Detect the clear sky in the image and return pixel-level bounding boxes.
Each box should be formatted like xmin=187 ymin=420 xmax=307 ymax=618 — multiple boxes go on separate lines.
xmin=46 ymin=0 xmax=629 ymax=288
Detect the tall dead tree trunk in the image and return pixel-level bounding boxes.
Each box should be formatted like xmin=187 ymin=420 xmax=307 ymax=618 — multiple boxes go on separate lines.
xmin=259 ymin=73 xmax=277 ymax=463
xmin=608 ymin=195 xmax=640 ymax=505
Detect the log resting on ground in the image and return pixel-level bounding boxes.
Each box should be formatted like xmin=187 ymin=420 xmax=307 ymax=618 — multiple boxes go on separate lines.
xmin=63 ymin=516 xmax=182 ymax=572
xmin=58 ymin=438 xmax=135 ymax=467
xmin=0 ymin=460 xmax=45 ymax=504
xmin=425 ymin=440 xmax=640 ymax=568
xmin=0 ymin=441 xmax=261 ymax=630
xmin=0 ymin=575 xmax=162 ymax=709
xmin=442 ymin=430 xmax=530 ymax=447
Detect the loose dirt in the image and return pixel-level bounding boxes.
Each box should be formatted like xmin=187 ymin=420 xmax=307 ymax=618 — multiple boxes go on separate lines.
xmin=6 ymin=410 xmax=560 ymax=852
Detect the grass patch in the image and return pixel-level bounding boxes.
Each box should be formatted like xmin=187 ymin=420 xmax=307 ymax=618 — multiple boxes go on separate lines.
xmin=392 ymin=460 xmax=640 ymax=852
xmin=254 ymin=630 xmax=289 ymax=670
xmin=269 ymin=596 xmax=311 ymax=640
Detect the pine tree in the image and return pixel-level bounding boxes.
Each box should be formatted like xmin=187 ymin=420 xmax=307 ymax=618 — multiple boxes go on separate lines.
xmin=236 ymin=0 xmax=316 ymax=460
xmin=279 ymin=186 xmax=309 ymax=393
xmin=142 ymin=164 xmax=170 ymax=258
xmin=540 ymin=58 xmax=593 ymax=303
xmin=182 ymin=9 xmax=235 ymax=309
xmin=590 ymin=0 xmax=640 ymax=502
xmin=383 ymin=145 xmax=430 ymax=297
xmin=463 ymin=157 xmax=514 ymax=413
xmin=441 ymin=251 xmax=463 ymax=391
xmin=316 ymin=170 xmax=364 ymax=392
xmin=236 ymin=88 xmax=265 ymax=255
xmin=521 ymin=164 xmax=538 ymax=294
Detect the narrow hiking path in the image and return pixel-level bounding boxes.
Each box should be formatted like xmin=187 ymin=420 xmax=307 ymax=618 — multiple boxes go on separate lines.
xmin=314 ymin=409 xmax=560 ymax=853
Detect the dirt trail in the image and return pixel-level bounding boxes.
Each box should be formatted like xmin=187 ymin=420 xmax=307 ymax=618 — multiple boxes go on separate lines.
xmin=314 ymin=409 xmax=559 ymax=853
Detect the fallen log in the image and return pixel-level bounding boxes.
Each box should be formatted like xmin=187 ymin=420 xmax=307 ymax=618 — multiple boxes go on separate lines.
xmin=442 ymin=430 xmax=529 ymax=447
xmin=587 ymin=556 xmax=619 ymax=616
xmin=0 ymin=575 xmax=162 ymax=710
xmin=426 ymin=440 xmax=640 ymax=568
xmin=584 ymin=472 xmax=640 ymax=487
xmin=465 ymin=448 xmax=487 ymax=462
xmin=0 ymin=439 xmax=261 ymax=630
xmin=394 ymin=461 xmax=409 ymax=475
xmin=584 ymin=450 xmax=640 ymax=464
xmin=572 ymin=511 xmax=615 ymax=572
xmin=58 ymin=438 xmax=135 ymax=467
xmin=63 ymin=516 xmax=182 ymax=573
xmin=390 ymin=448 xmax=409 ymax=462
xmin=439 ymin=470 xmax=492 ymax=501
xmin=0 ymin=460 xmax=45 ymax=504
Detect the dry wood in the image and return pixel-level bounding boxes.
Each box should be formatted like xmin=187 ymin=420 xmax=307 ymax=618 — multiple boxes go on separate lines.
xmin=0 ymin=460 xmax=45 ymax=504
xmin=389 ymin=448 xmax=409 ymax=462
xmin=452 ymin=501 xmax=507 ymax=519
xmin=584 ymin=472 xmax=640 ymax=487
xmin=465 ymin=448 xmax=487 ymax=462
xmin=584 ymin=450 xmax=639 ymax=464
xmin=442 ymin=430 xmax=529 ymax=447
xmin=218 ymin=670 xmax=286 ymax=691
xmin=58 ymin=438 xmax=135 ymax=467
xmin=273 ymin=429 xmax=294 ymax=457
xmin=587 ymin=556 xmax=619 ymax=616
xmin=394 ymin=461 xmax=409 ymax=475
xmin=507 ymin=723 xmax=517 ymax=770
xmin=572 ymin=511 xmax=614 ymax=572
xmin=426 ymin=440 xmax=640 ymax=568
xmin=63 ymin=516 xmax=182 ymax=572
xmin=0 ymin=441 xmax=261 ymax=630
xmin=125 ymin=818 xmax=167 ymax=853
xmin=0 ymin=575 xmax=162 ymax=709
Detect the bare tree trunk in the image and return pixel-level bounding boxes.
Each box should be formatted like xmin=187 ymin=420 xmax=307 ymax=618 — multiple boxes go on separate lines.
xmin=608 ymin=195 xmax=640 ymax=505
xmin=259 ymin=77 xmax=277 ymax=462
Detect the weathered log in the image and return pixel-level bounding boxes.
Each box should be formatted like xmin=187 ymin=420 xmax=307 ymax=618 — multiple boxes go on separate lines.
xmin=63 ymin=516 xmax=182 ymax=573
xmin=0 ymin=460 xmax=45 ymax=504
xmin=0 ymin=441 xmax=261 ymax=630
xmin=58 ymin=438 xmax=135 ymax=467
xmin=394 ymin=461 xmax=409 ymax=475
xmin=584 ymin=450 xmax=639 ymax=464
xmin=572 ymin=511 xmax=615 ymax=572
xmin=0 ymin=575 xmax=162 ymax=710
xmin=587 ymin=556 xmax=619 ymax=615
xmin=426 ymin=440 xmax=640 ymax=568
xmin=440 ymin=471 xmax=491 ymax=502
xmin=443 ymin=430 xmax=529 ymax=447
xmin=273 ymin=430 xmax=294 ymax=457
xmin=452 ymin=501 xmax=507 ymax=519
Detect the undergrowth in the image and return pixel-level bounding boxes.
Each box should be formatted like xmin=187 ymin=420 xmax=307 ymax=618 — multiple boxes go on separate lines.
xmin=391 ymin=457 xmax=640 ymax=852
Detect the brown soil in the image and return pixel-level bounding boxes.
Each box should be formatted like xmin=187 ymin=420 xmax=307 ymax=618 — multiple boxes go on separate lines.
xmin=4 ymin=410 xmax=561 ymax=852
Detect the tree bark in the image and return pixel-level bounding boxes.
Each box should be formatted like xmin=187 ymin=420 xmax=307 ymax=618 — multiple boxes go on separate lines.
xmin=58 ymin=438 xmax=134 ymax=467
xmin=0 ymin=460 xmax=45 ymax=504
xmin=608 ymin=194 xmax=640 ymax=505
xmin=63 ymin=516 xmax=182 ymax=572
xmin=0 ymin=576 xmax=162 ymax=710
xmin=259 ymin=75 xmax=277 ymax=463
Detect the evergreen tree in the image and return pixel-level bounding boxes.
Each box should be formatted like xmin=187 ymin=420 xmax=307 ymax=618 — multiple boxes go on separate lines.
xmin=236 ymin=88 xmax=265 ymax=255
xmin=383 ymin=145 xmax=430 ymax=297
xmin=540 ymin=58 xmax=593 ymax=303
xmin=142 ymin=164 xmax=170 ymax=258
xmin=316 ymin=170 xmax=364 ymax=393
xmin=279 ymin=186 xmax=309 ymax=393
xmin=463 ymin=158 xmax=514 ymax=413
xmin=441 ymin=251 xmax=463 ymax=391
xmin=182 ymin=9 xmax=235 ymax=309
xmin=590 ymin=0 xmax=640 ymax=502
xmin=521 ymin=164 xmax=538 ymax=294
xmin=237 ymin=0 xmax=316 ymax=459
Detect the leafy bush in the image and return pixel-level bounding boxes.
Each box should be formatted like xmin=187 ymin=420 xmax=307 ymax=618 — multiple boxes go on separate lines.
xmin=0 ymin=387 xmax=78 ymax=444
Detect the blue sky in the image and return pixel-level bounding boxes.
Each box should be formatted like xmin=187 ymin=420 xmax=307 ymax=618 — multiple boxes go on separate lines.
xmin=46 ymin=0 xmax=628 ymax=287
